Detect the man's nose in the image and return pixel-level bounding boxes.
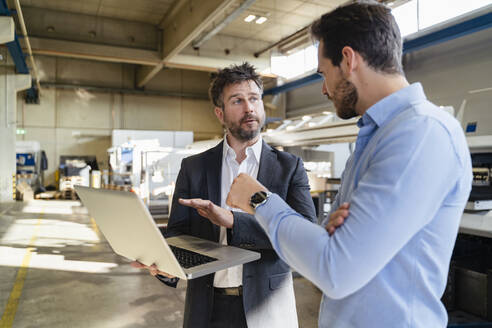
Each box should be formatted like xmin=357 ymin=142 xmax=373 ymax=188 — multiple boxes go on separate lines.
xmin=244 ymin=100 xmax=255 ymax=113
xmin=322 ymin=83 xmax=332 ymax=100
xmin=322 ymin=82 xmax=328 ymax=96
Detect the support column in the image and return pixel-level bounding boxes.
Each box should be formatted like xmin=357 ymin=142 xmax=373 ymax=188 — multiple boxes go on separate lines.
xmin=0 ymin=46 xmax=31 ymax=202
xmin=0 ymin=16 xmax=14 ymax=44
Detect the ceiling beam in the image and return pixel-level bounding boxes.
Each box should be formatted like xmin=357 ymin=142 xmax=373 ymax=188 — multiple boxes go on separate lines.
xmin=159 ymin=0 xmax=189 ymax=29
xmin=137 ymin=0 xmax=237 ymax=88
xmin=167 ymin=54 xmax=275 ymax=77
xmin=26 ymin=37 xmax=274 ymax=76
xmin=28 ymin=37 xmax=161 ymax=66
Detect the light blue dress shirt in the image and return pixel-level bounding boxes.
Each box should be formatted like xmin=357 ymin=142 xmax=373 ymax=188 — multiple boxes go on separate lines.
xmin=255 ymin=83 xmax=472 ymax=328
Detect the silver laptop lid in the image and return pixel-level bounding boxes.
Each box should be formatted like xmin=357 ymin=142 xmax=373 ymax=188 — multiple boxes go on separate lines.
xmin=74 ymin=186 xmax=187 ymax=279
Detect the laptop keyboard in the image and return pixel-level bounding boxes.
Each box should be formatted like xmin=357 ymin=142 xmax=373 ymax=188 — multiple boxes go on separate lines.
xmin=169 ymin=245 xmax=218 ymax=269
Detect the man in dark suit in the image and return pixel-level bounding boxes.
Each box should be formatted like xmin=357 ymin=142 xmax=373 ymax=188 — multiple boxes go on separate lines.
xmin=133 ymin=63 xmax=316 ymax=328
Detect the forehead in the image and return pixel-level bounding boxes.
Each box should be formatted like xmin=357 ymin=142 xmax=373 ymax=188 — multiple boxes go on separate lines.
xmin=317 ymin=40 xmax=327 ymax=63
xmin=223 ymin=80 xmax=261 ymax=97
xmin=317 ymin=40 xmax=335 ymax=70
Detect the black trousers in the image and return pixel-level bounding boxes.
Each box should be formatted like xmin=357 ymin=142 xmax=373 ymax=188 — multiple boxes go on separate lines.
xmin=210 ymin=293 xmax=248 ymax=328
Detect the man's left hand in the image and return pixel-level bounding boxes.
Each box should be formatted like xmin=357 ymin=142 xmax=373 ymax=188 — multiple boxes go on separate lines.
xmin=179 ymin=198 xmax=234 ymax=228
xmin=227 ymin=173 xmax=268 ymax=215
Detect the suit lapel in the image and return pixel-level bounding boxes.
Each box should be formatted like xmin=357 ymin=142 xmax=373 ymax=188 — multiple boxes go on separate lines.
xmin=205 ymin=141 xmax=223 ymax=241
xmin=257 ymin=140 xmax=277 ymax=189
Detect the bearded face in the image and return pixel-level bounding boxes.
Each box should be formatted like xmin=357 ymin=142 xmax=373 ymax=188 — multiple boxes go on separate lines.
xmin=330 ymin=77 xmax=359 ymax=120
xmin=223 ymin=110 xmax=265 ymax=141
xmin=217 ymin=80 xmax=266 ymax=142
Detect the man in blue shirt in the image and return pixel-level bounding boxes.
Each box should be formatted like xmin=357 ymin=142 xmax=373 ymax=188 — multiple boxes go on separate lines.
xmin=226 ymin=2 xmax=472 ymax=327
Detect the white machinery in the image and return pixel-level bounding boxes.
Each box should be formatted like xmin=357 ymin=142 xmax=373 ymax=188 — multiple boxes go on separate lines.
xmin=455 ymin=88 xmax=492 ymax=238
xmin=108 ymin=130 xmax=196 ymax=218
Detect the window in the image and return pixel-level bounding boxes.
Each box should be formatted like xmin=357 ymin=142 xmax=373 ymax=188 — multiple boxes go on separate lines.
xmin=418 ymin=0 xmax=492 ymax=30
xmin=270 ymin=0 xmax=491 ymax=80
xmin=392 ymin=0 xmax=491 ymax=36
xmin=392 ymin=0 xmax=418 ymax=37
xmin=271 ymin=44 xmax=318 ymax=80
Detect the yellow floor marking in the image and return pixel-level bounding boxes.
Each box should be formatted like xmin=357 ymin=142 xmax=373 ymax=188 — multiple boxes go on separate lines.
xmin=0 ymin=213 xmax=43 ymax=328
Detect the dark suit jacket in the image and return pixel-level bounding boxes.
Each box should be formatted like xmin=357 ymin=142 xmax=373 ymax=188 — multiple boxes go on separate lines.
xmin=163 ymin=140 xmax=316 ymax=328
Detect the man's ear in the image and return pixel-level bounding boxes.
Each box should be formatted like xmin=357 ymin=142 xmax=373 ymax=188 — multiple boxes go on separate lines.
xmin=340 ymin=46 xmax=358 ymax=77
xmin=214 ymin=106 xmax=225 ymax=125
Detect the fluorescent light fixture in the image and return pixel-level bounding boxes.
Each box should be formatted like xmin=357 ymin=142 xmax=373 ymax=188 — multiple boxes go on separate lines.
xmin=244 ymin=14 xmax=256 ymax=22
xmin=308 ymin=122 xmax=317 ymax=128
xmin=255 ymin=16 xmax=267 ymax=24
xmin=302 ymin=115 xmax=312 ymax=121
xmin=16 ymin=128 xmax=26 ymax=135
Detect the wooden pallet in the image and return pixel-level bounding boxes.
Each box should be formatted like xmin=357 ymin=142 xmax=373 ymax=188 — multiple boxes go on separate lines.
xmin=61 ymin=189 xmax=78 ymax=200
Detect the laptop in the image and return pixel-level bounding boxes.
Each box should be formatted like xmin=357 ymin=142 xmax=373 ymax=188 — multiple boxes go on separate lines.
xmin=74 ymin=186 xmax=260 ymax=280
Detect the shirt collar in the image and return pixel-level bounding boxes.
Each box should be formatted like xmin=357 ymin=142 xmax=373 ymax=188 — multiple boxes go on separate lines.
xmin=223 ymin=134 xmax=262 ymax=163
xmin=361 ymin=83 xmax=427 ymax=128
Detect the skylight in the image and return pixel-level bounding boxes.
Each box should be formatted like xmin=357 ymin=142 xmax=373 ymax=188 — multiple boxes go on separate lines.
xmin=270 ymin=1 xmax=491 ymax=80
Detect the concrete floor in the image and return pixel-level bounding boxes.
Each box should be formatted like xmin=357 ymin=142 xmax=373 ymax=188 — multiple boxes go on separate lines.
xmin=0 ymin=200 xmax=321 ymax=328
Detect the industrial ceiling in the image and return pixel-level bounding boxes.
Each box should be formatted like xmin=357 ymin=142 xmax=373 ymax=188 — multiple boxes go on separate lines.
xmin=7 ymin=0 xmax=349 ymax=88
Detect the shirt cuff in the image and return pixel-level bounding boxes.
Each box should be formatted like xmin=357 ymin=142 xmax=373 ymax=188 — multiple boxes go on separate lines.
xmin=255 ymin=193 xmax=290 ymax=233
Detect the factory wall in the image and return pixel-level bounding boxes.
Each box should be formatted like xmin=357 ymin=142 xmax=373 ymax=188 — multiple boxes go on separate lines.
xmin=16 ymin=56 xmax=223 ymax=187
xmin=285 ymin=27 xmax=492 ymax=120
xmin=282 ymin=27 xmax=492 ymax=177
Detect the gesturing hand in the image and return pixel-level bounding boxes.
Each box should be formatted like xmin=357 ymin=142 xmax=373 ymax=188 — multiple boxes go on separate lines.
xmin=179 ymin=198 xmax=234 ymax=228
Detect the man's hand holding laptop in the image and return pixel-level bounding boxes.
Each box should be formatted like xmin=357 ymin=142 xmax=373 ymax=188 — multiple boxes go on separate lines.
xmin=131 ymin=261 xmax=176 ymax=278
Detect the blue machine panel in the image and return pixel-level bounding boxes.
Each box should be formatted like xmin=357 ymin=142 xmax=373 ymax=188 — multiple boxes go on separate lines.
xmin=17 ymin=153 xmax=35 ymax=166
xmin=466 ymin=122 xmax=477 ymax=133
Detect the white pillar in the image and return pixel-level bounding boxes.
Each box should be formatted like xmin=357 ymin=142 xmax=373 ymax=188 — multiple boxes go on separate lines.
xmin=0 ymin=17 xmax=15 ymax=44
xmin=0 ymin=47 xmax=31 ymax=202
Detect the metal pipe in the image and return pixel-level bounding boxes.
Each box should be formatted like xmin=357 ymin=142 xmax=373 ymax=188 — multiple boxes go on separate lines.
xmin=40 ymin=82 xmax=209 ymax=100
xmin=13 ymin=0 xmax=41 ymax=93
xmin=192 ymin=0 xmax=256 ymax=49
xmin=254 ymin=26 xmax=310 ymax=58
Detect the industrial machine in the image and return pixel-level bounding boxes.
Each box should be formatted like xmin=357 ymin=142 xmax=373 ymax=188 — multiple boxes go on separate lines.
xmin=107 ymin=130 xmax=195 ymax=219
xmin=16 ymin=141 xmax=48 ymax=193
xmin=466 ymin=152 xmax=492 ymax=211
xmin=58 ymin=155 xmax=98 ymax=199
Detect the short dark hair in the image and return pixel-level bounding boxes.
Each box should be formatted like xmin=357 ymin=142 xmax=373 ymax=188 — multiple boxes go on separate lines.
xmin=311 ymin=1 xmax=403 ymax=75
xmin=209 ymin=62 xmax=263 ymax=108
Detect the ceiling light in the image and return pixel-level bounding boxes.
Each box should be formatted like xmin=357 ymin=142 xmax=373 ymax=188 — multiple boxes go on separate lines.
xmin=255 ymin=16 xmax=267 ymax=24
xmin=302 ymin=115 xmax=312 ymax=121
xmin=244 ymin=14 xmax=256 ymax=23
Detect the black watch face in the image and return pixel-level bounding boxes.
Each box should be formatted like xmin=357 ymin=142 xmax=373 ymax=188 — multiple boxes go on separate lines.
xmin=251 ymin=191 xmax=267 ymax=205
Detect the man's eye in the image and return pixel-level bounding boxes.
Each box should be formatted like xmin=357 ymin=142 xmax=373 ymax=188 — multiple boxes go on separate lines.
xmin=250 ymin=97 xmax=258 ymax=102
xmin=233 ymin=99 xmax=242 ymax=104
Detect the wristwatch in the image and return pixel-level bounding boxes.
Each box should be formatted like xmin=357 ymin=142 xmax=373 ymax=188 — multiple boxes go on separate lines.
xmin=249 ymin=191 xmax=272 ymax=211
